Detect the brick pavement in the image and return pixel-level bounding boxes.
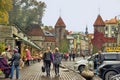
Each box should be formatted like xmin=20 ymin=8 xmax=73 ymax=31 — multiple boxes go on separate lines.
xmin=0 ymin=61 xmax=86 ymax=80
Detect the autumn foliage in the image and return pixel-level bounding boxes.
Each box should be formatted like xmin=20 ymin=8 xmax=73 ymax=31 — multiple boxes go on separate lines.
xmin=0 ymin=0 xmax=12 ymax=24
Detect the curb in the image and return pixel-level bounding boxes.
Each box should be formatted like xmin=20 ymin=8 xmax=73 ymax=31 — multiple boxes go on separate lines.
xmin=60 ymin=64 xmax=86 ymax=80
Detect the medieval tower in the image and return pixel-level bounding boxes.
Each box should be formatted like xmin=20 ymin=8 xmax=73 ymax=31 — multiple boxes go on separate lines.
xmin=55 ymin=16 xmax=66 ymax=47
xmin=93 ymin=14 xmax=105 ymax=33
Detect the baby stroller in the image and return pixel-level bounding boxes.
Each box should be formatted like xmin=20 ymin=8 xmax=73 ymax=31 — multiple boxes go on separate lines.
xmin=0 ymin=56 xmax=11 ymax=78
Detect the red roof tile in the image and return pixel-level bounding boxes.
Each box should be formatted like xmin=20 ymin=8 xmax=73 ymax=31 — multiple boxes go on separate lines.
xmin=26 ymin=24 xmax=44 ymax=36
xmin=93 ymin=14 xmax=105 ymax=27
xmin=105 ymin=17 xmax=118 ymax=24
xmin=44 ymin=36 xmax=56 ymax=42
xmin=55 ymin=16 xmax=66 ymax=27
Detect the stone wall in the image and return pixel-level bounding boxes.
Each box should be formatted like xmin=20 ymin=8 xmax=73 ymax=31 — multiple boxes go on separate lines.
xmin=0 ymin=25 xmax=12 ymax=37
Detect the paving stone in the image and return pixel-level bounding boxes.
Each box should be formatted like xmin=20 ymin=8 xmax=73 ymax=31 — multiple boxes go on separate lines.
xmin=0 ymin=61 xmax=86 ymax=80
xmin=19 ymin=62 xmax=85 ymax=80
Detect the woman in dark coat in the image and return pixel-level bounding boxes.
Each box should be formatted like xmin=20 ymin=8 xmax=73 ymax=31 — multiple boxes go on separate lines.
xmin=0 ymin=52 xmax=11 ymax=79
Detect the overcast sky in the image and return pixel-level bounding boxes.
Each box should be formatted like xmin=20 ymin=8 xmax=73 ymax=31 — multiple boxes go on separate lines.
xmin=39 ymin=0 xmax=120 ymax=33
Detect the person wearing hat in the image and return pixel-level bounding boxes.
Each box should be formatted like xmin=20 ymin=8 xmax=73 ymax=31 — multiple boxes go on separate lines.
xmin=0 ymin=52 xmax=11 ymax=79
xmin=53 ymin=47 xmax=62 ymax=76
xmin=10 ymin=48 xmax=20 ymax=79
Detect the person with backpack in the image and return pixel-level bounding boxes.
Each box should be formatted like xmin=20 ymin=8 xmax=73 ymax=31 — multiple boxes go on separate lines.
xmin=53 ymin=47 xmax=61 ymax=76
xmin=43 ymin=47 xmax=52 ymax=77
xmin=9 ymin=48 xmax=20 ymax=79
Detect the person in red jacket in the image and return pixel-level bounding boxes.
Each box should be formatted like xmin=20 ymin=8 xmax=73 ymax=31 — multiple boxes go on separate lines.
xmin=25 ymin=49 xmax=31 ymax=66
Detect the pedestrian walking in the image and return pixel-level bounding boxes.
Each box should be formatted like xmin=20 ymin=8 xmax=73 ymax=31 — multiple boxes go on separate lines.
xmin=0 ymin=52 xmax=11 ymax=80
xmin=53 ymin=47 xmax=61 ymax=76
xmin=72 ymin=51 xmax=76 ymax=61
xmin=64 ymin=52 xmax=69 ymax=61
xmin=93 ymin=55 xmax=99 ymax=75
xmin=42 ymin=47 xmax=52 ymax=77
xmin=10 ymin=48 xmax=20 ymax=80
xmin=97 ymin=50 xmax=104 ymax=66
xmin=69 ymin=52 xmax=72 ymax=61
xmin=25 ymin=49 xmax=31 ymax=66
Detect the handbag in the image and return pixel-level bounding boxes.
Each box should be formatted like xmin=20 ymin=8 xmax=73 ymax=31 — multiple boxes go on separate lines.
xmin=41 ymin=66 xmax=45 ymax=72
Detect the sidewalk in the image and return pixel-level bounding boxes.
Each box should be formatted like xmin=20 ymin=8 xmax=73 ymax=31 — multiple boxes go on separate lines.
xmin=61 ymin=57 xmax=102 ymax=80
xmin=0 ymin=61 xmax=85 ymax=80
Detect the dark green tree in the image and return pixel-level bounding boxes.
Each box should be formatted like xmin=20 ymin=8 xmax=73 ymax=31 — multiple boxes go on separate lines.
xmin=9 ymin=0 xmax=46 ymax=30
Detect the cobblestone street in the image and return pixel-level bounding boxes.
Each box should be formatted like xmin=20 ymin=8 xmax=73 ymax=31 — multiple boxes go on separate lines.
xmin=0 ymin=61 xmax=85 ymax=80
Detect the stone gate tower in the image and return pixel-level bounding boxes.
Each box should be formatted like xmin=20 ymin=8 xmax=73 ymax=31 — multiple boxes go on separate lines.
xmin=55 ymin=16 xmax=66 ymax=47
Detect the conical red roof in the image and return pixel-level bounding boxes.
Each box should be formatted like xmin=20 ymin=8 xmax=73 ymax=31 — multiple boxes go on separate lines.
xmin=93 ymin=14 xmax=105 ymax=27
xmin=55 ymin=17 xmax=66 ymax=28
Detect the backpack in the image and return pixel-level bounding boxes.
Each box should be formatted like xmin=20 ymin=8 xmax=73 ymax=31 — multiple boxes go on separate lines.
xmin=53 ymin=52 xmax=61 ymax=64
xmin=44 ymin=52 xmax=52 ymax=61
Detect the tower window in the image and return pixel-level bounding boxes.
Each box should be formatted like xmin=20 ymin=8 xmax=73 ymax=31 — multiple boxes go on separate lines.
xmin=105 ymin=27 xmax=108 ymax=30
xmin=111 ymin=26 xmax=114 ymax=31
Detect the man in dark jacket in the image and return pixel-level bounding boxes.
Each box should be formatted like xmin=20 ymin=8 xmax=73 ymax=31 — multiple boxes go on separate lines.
xmin=97 ymin=51 xmax=104 ymax=66
xmin=53 ymin=47 xmax=61 ymax=76
xmin=10 ymin=48 xmax=20 ymax=79
xmin=43 ymin=47 xmax=52 ymax=77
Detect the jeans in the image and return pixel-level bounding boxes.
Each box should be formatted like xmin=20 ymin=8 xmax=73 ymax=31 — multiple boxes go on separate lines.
xmin=54 ymin=64 xmax=60 ymax=76
xmin=44 ymin=60 xmax=51 ymax=76
xmin=26 ymin=60 xmax=30 ymax=66
xmin=10 ymin=65 xmax=19 ymax=79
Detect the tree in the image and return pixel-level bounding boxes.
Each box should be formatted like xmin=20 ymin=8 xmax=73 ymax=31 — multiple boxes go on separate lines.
xmin=0 ymin=43 xmax=5 ymax=54
xmin=0 ymin=0 xmax=12 ymax=24
xmin=92 ymin=45 xmax=98 ymax=54
xmin=59 ymin=39 xmax=69 ymax=53
xmin=9 ymin=0 xmax=46 ymax=30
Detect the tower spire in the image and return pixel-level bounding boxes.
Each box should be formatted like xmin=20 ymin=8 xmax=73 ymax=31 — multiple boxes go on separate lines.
xmin=85 ymin=25 xmax=88 ymax=35
xmin=59 ymin=9 xmax=61 ymax=16
xmin=98 ymin=8 xmax=100 ymax=15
